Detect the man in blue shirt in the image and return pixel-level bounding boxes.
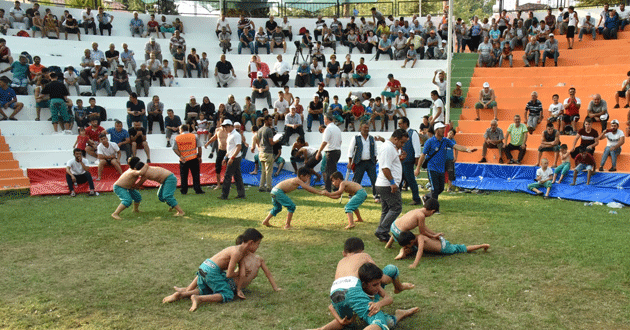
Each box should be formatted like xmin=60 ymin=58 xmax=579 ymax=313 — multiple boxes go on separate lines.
xmin=0 ymin=54 xmax=29 ymax=88
xmin=415 ymin=123 xmax=476 ymax=203
xmin=375 ymin=33 xmax=393 ymax=61
xmin=251 ymin=72 xmax=272 ymax=108
xmin=0 ymin=76 xmax=23 ymax=120
xmin=106 ymin=120 xmax=131 ymax=160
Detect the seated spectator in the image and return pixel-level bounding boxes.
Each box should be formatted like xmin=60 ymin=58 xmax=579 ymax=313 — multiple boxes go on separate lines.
xmin=237 ymin=14 xmax=255 ymax=37
xmin=239 ymin=27 xmax=255 ymax=54
xmin=146 ymin=53 xmax=165 ymax=87
xmin=316 ymin=82 xmax=330 ymax=101
xmin=106 ymin=120 xmax=132 ymax=159
xmin=307 ymin=94 xmax=324 ymax=132
xmin=186 ymin=48 xmax=201 ymax=78
xmin=325 ymin=54 xmax=340 ymax=87
xmin=294 ymin=61 xmax=310 ymax=87
xmin=129 ymin=11 xmax=144 ymax=37
xmin=451 ymin=82 xmax=464 ymax=107
xmin=9 ymin=1 xmax=29 ymax=28
xmin=524 ymin=91 xmax=543 ymax=134
xmin=91 ymin=60 xmax=111 ymax=96
xmin=406 ymin=30 xmax=424 ymax=59
xmin=85 ymin=97 xmax=106 ymax=124
xmin=173 ymin=18 xmax=184 ymax=34
xmin=563 ymin=87 xmax=581 ymax=134
xmin=265 ymin=15 xmax=277 ymax=35
xmin=218 ymin=26 xmax=231 ymax=54
xmin=614 ymin=71 xmax=630 ymax=109
xmin=215 ymin=14 xmax=231 ymax=37
xmin=97 ymin=6 xmax=113 ymax=36
xmin=392 ymin=31 xmax=407 ymax=60
xmin=121 ymin=43 xmax=136 ymax=75
xmin=165 ymin=109 xmax=181 ymax=147
xmin=0 ymin=76 xmax=23 ymax=120
xmin=353 ymin=57 xmax=370 ymax=87
xmin=598 ymin=119 xmax=624 ymax=172
xmin=270 ymin=26 xmax=286 ymax=53
xmin=145 ymin=95 xmax=164 ymax=134
xmin=269 ymin=54 xmax=290 ymax=87
xmin=129 ymin=120 xmax=151 ymax=163
xmin=66 ymin=148 xmax=96 ymax=197
xmin=344 ymin=28 xmax=359 ymax=53
xmin=508 ymin=20 xmax=528 ymax=50
xmin=537 ymin=123 xmax=560 ymax=166
xmin=476 ymin=36 xmax=493 ymax=67
xmin=281 ymin=16 xmax=292 ymax=41
xmin=479 ymin=119 xmax=504 ymax=163
xmin=619 ymin=4 xmax=629 ymax=31
xmin=63 ymin=14 xmax=80 ymax=40
xmin=254 ymin=26 xmax=270 ymax=55
xmin=571 ymin=148 xmax=596 ymax=185
xmin=504 ymin=115 xmax=528 ymax=164
xmin=375 ymin=33 xmax=393 ymax=61
xmin=540 ymin=34 xmax=559 ymax=67
xmin=0 ymin=9 xmax=11 ymax=35
xmin=172 ymin=46 xmax=186 ymax=78
xmin=200 ymin=96 xmax=216 ymax=121
xmin=498 ymin=42 xmax=513 ymax=67
xmin=145 ymin=14 xmax=159 ymax=38
xmin=579 ymin=12 xmax=596 ymax=41
xmin=169 ymin=30 xmax=186 ymax=56
xmin=96 ymin=133 xmax=123 ymax=180
xmin=85 ymin=118 xmax=104 ymax=157
xmin=602 ymin=9 xmax=619 ymax=40
xmin=105 ymin=43 xmax=120 ymax=73
xmin=272 ymin=91 xmax=289 ymax=125
xmin=586 ymin=94 xmax=608 ymax=131
xmin=241 ymin=96 xmax=256 ymax=129
xmin=314 ymin=15 xmax=326 ymax=41
xmin=81 ymin=7 xmax=96 ymax=35
xmin=145 ymin=37 xmax=162 ymax=61
xmin=73 ymin=99 xmax=88 ymax=128
xmin=310 ymin=56 xmax=324 ymax=87
xmin=311 ymin=40 xmax=326 ymax=65
xmin=544 ymin=8 xmax=556 ymax=32
xmin=340 ymin=54 xmax=354 ymax=87
xmin=547 ymin=94 xmax=563 ymax=131
xmin=527 ymin=158 xmax=553 ymax=198
xmin=0 ymin=54 xmax=29 ymax=90
xmin=185 ymin=96 xmax=200 ymax=120
xmin=215 ymin=54 xmax=236 ymax=88
xmin=330 ymin=16 xmax=343 ymax=41
xmin=322 ymin=27 xmax=337 ymax=53
xmin=112 ymin=64 xmax=132 ymax=96
xmin=29 ymin=55 xmax=46 ymax=83
xmin=376 ymin=20 xmax=390 ymax=38
xmin=126 ymin=92 xmax=146 ymax=129
xmin=475 ymin=82 xmax=498 ymax=121
xmin=42 ymin=10 xmax=59 ymax=38
xmin=135 ymin=63 xmax=151 ymax=97
xmin=252 ymin=72 xmax=272 ymax=108
xmin=31 ymin=12 xmax=44 ymax=38
xmin=225 ymin=94 xmax=242 ymax=124
xmin=381 ymin=73 xmax=401 ymax=104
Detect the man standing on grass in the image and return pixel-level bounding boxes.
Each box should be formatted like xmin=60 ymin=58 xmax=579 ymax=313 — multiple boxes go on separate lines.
xmin=219 ymin=119 xmax=246 ymax=200
xmin=316 ymin=114 xmax=342 ymax=192
xmin=173 ymin=124 xmax=204 ymax=195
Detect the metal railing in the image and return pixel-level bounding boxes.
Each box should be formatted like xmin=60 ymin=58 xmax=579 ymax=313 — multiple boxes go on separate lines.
xmin=284 ymin=2 xmax=339 ymax=18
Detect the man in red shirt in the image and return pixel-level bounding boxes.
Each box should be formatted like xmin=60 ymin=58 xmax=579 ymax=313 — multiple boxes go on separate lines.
xmin=381 ymin=73 xmax=401 ymax=104
xmin=29 ymin=55 xmax=46 ymax=83
xmin=571 ymin=148 xmax=596 ymax=185
xmin=85 ymin=118 xmax=105 ymax=157
xmin=352 ymin=57 xmax=371 ymax=87
xmin=563 ymin=87 xmax=581 ymax=134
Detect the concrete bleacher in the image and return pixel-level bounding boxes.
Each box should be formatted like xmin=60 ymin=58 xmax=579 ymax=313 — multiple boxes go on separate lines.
xmin=0 ymin=1 xmax=444 ymax=171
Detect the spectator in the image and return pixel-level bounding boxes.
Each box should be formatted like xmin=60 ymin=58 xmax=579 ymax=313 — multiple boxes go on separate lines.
xmin=241 ymin=96 xmax=256 ymax=129
xmin=325 ymin=54 xmax=340 ymax=87
xmin=145 ymin=37 xmax=162 ymax=61
xmin=129 ymin=11 xmax=144 ymax=37
xmin=301 ymin=30 xmax=313 ymax=50
xmin=614 ymin=71 xmax=630 ymax=109
xmin=316 ymin=83 xmax=330 ymax=103
xmin=252 ymin=72 xmax=272 ymax=108
xmin=172 ymin=46 xmax=186 ymax=78
xmin=159 ymin=15 xmax=175 ymax=38
xmin=106 ymin=120 xmax=132 ymax=159
xmin=0 ymin=9 xmax=10 ymax=35
xmin=135 ymin=63 xmax=151 ymax=97
xmin=62 ymin=14 xmax=80 ymax=41
xmin=348 ymin=123 xmax=384 ymax=201
xmin=81 ymin=7 xmax=96 ymax=35
xmin=121 ymin=43 xmax=136 ymax=75
xmin=429 ymin=90 xmax=444 ymax=126
xmin=85 ymin=118 xmax=104 ymax=157
xmin=165 ymin=109 xmax=181 ymax=147
xmin=401 ymin=43 xmax=418 ymax=68
xmin=571 ymin=148 xmax=596 ymax=185
xmin=215 ymin=14 xmax=231 ymax=37
xmin=521 ymin=36 xmax=539 ymax=67
xmin=375 ymin=33 xmax=393 ymax=61
xmin=426 ymin=30 xmax=443 ymax=60
xmin=96 ymin=133 xmax=123 ymax=180
xmin=307 ymin=94 xmax=324 ymax=132
xmin=311 ymin=40 xmax=326 ymax=65
xmin=218 ymin=27 xmax=231 ymax=54
xmin=186 ymin=48 xmax=201 ymax=78
xmin=225 ymin=94 xmax=242 ymax=124
xmin=200 ymin=96 xmax=216 ymax=121
xmin=508 ymin=20 xmax=528 ymax=50
xmin=66 ymin=148 xmax=96 ymax=197
xmin=239 ymin=27 xmax=255 ymax=54
xmin=314 ymin=15 xmax=326 ymax=41
xmin=547 ymin=94 xmax=563 ymax=131
xmin=558 ymin=7 xmax=568 ymax=35
xmin=129 ymin=120 xmax=151 ymax=163
xmin=504 ymin=115 xmax=528 ymax=164
xmin=282 ymin=106 xmax=304 ymax=145
xmin=254 ymin=26 xmax=270 ymax=55
xmin=85 ymin=97 xmax=106 ymax=124
xmin=146 ymin=53 xmax=165 ymax=87
xmin=145 ymin=14 xmax=159 ymax=38
xmin=586 ymin=94 xmax=608 ymax=131
xmin=280 ymin=16 xmax=292 ymax=41
xmin=270 ymin=26 xmax=286 ymax=53
xmin=360 ymin=30 xmax=379 ymax=54
xmin=173 ymin=17 xmax=184 ymax=34
xmin=537 ymin=123 xmax=560 ymax=166
xmin=42 ymin=11 xmax=59 ymax=39
xmin=478 ymin=119 xmax=504 ymax=163
xmin=112 ymin=64 xmax=132 ymax=96
xmin=563 ymin=87 xmax=581 ymax=134
xmin=527 ymin=158 xmax=553 ymax=198
xmin=498 ymin=42 xmax=513 ymax=67
xmin=237 ymin=14 xmax=255 ymax=37
xmin=0 ymin=54 xmax=29 ymax=90
xmin=310 ymin=57 xmax=324 ymax=87
xmin=89 ymin=42 xmax=106 ymax=69
xmin=545 ymin=8 xmax=556 ymax=32
xmin=432 ymin=70 xmax=447 ymax=102
xmin=344 ymin=28 xmax=359 ymax=53
xmin=162 ymin=59 xmax=174 ymax=86
xmin=269 ymin=54 xmax=290 ymax=87
xmin=215 ymin=54 xmax=236 ymax=88
xmin=340 ymin=54 xmax=355 ymax=87
xmin=330 ymin=16 xmax=343 ymax=41
xmin=351 ymin=57 xmax=371 ymax=88
xmin=541 ymin=34 xmax=559 ymax=67
xmin=451 ymin=82 xmax=464 ymax=107
xmin=29 ymin=55 xmax=46 ymax=83
xmin=322 ymin=27 xmax=337 ymax=53
xmin=91 ymin=60 xmax=111 ymax=96
xmin=0 ymin=76 xmax=22 ymax=121
xmin=294 ymin=61 xmax=310 ymax=87
xmin=173 ymin=124 xmax=204 ymax=194
xmin=31 ymin=12 xmax=44 ymax=38
xmin=475 ymin=82 xmax=498 ymax=121
xmin=524 ymin=91 xmax=543 ymax=134
xmin=392 ymin=31 xmax=407 ymax=59
xmin=169 ymin=30 xmax=186 ymax=56
xmin=565 ymin=6 xmax=577 ymax=48
xmin=272 ymin=91 xmax=289 ymax=126
xmin=602 ymin=9 xmax=619 ymax=40
xmin=619 ymin=4 xmax=629 ymax=31
xmin=147 ymin=95 xmax=164 ymax=134
xmin=126 ymin=92 xmax=146 ymax=129
xmin=97 ymin=6 xmax=113 ymax=36
xmin=579 ymin=12 xmax=596 ymax=41
xmin=598 ymin=120 xmax=624 ymax=172
xmin=73 ymin=99 xmax=88 ymax=128
xmin=185 ymin=96 xmax=200 ymax=121
xmin=381 ymin=73 xmax=401 ymax=104
xmin=104 ymin=44 xmax=120 ymax=71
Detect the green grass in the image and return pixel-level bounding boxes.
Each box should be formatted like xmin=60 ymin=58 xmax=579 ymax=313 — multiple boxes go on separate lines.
xmin=1 ymin=186 xmax=629 ymax=329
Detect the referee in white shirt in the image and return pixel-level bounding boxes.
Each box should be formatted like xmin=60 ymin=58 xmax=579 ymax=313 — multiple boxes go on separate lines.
xmin=219 ymin=119 xmax=246 ymax=200
xmin=316 ymin=114 xmax=342 ymax=192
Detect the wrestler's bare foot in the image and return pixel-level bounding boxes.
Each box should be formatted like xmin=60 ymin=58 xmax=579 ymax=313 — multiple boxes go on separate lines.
xmin=283 ymin=224 xmax=293 ymax=230
xmin=174 ymin=211 xmax=185 ymax=217
xmin=133 ymin=209 xmax=140 ymax=213
xmin=111 ymin=213 xmax=121 ymax=220
xmin=262 ymin=220 xmax=273 ymax=227
xmin=356 ymin=217 xmax=364 ymax=222
xmin=162 ymin=292 xmax=180 ymax=303
xmin=249 ymin=170 xmax=258 ymax=175
xmin=482 ymin=244 xmax=490 ymax=251
xmin=394 ymin=248 xmax=406 ymax=260
xmin=394 ymin=283 xmax=415 ymax=294
xmin=395 ymin=307 xmax=419 ymax=321
xmin=345 ymin=224 xmax=355 ymax=230
xmin=213 ymin=184 xmax=220 ymax=190
xmin=168 ymin=207 xmax=174 ymax=212
xmin=189 ymin=295 xmax=200 ymax=312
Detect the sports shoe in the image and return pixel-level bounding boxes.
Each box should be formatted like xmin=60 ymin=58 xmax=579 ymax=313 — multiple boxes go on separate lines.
xmin=614 ymin=104 xmax=620 ymax=108
xmin=478 ymin=158 xmax=487 ymax=163
xmin=166 ymin=141 xmax=171 ymax=147
xmin=609 ymin=167 xmax=617 ymax=172
xmin=70 ymin=191 xmax=76 ymax=197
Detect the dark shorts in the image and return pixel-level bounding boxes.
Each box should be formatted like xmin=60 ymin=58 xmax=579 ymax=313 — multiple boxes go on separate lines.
xmin=445 ymin=159 xmax=455 ymax=182
xmin=618 ymin=90 xmax=627 ymax=98
xmin=567 ymin=26 xmax=575 ymax=38
xmin=538 ymin=145 xmax=560 ymax=152
xmin=66 ymin=27 xmax=80 ymax=34
xmin=305 ymin=157 xmax=320 ymax=169
xmin=0 ymin=58 xmax=10 ymax=63
xmin=562 ymin=114 xmax=580 ymax=123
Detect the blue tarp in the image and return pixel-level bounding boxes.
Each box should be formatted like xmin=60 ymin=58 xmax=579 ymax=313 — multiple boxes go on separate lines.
xmin=453 ymin=163 xmax=630 ymax=205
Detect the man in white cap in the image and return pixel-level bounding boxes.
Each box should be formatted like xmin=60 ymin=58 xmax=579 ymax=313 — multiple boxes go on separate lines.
xmin=144 ymin=36 xmax=162 ymax=61
xmin=91 ymin=60 xmax=112 ymax=96
xmin=579 ymin=12 xmax=596 ymax=41
xmin=415 ymin=122 xmax=476 ymax=204
xmin=541 ymin=33 xmax=559 ymax=67
xmin=474 ymin=82 xmax=498 ymax=121
xmin=219 ymin=119 xmax=246 ymax=199
xmin=252 ymin=71 xmax=272 ymax=108
xmin=451 ymin=82 xmax=464 ymax=107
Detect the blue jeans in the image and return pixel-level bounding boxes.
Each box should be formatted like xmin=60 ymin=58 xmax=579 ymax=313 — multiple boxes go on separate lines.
xmin=307 ymin=113 xmax=324 ymax=130
xmin=579 ymin=27 xmax=596 ymax=40
xmin=542 ymin=50 xmax=559 ymax=64
xmin=255 ymin=42 xmax=270 ymax=54
xmin=425 ymin=170 xmax=445 ymax=201
xmin=310 ymin=73 xmax=323 ymax=86
xmin=238 ymin=41 xmax=254 ymax=54
xmin=600 ymin=146 xmax=622 ymax=168
xmin=401 ymin=161 xmax=420 ymax=202
xmin=187 ymin=62 xmax=201 ymax=77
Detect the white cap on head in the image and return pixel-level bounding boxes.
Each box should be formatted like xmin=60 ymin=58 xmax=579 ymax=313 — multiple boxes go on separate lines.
xmin=150 ymin=37 xmax=156 ymax=42
xmin=221 ymin=119 xmax=233 ymax=126
xmin=257 ymin=71 xmax=263 ymax=77
xmin=94 ymin=60 xmax=101 ymax=66
xmin=549 ymin=33 xmax=554 ymax=37
xmin=611 ymin=119 xmax=619 ymax=125
xmin=456 ymin=82 xmax=462 ymax=86
xmin=434 ymin=122 xmax=446 ymax=130
xmin=483 ymin=82 xmax=490 ymax=88
xmin=586 ymin=12 xmax=591 ymax=16
xmin=234 ymin=122 xmax=241 ymax=127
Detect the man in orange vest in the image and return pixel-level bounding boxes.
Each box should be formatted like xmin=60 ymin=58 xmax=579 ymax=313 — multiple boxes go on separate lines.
xmin=173 ymin=124 xmax=205 ymax=194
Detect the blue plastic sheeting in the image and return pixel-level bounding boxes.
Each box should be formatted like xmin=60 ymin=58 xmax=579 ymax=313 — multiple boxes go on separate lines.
xmin=453 ymin=163 xmax=630 ymax=205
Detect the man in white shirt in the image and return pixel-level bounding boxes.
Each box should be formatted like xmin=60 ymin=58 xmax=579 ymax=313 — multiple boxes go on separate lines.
xmin=219 ymin=119 xmax=246 ymax=199
xmin=579 ymin=12 xmax=596 ymax=41
xmin=269 ymin=54 xmax=291 ymax=87
xmin=66 ymin=148 xmax=97 ymax=197
xmin=9 ymin=1 xmax=29 ymax=28
xmin=310 ymin=57 xmax=324 ymax=87
xmin=96 ymin=133 xmax=122 ymax=180
xmin=215 ymin=14 xmax=231 ymax=37
xmin=598 ymin=119 xmax=625 ymax=171
xmin=348 ymin=123 xmax=385 ymax=202
xmin=374 ymin=129 xmax=408 ymax=242
xmin=281 ymin=106 xmax=304 ymax=145
xmin=316 ymin=114 xmax=342 ymax=192
xmin=429 ymin=90 xmax=444 ymax=125
xmin=81 ymin=7 xmax=97 ymax=35
xmin=618 ymin=4 xmax=630 ymax=31
xmin=281 ymin=16 xmax=292 ymax=41
xmin=272 ymin=91 xmax=289 ymax=125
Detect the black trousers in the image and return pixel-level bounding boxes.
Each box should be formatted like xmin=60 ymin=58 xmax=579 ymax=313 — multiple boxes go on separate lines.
xmin=180 ymin=158 xmax=202 ymax=194
xmin=269 ymin=73 xmax=289 ymax=87
xmin=504 ymin=143 xmax=526 ymax=162
xmin=425 ymin=170 xmax=445 ymax=201
xmin=282 ymin=126 xmax=304 ymax=145
xmin=66 ymin=173 xmax=94 ymax=191
xmin=99 ymin=22 xmax=112 ymax=35
xmin=353 ymin=160 xmax=377 ymax=197
xmin=221 ymin=156 xmax=245 ymax=198
xmin=324 ymin=150 xmax=341 ymax=192
xmin=147 ymin=113 xmax=164 ymax=132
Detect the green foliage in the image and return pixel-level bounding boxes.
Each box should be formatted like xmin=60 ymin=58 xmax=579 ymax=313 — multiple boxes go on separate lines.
xmin=576 ymin=0 xmax=610 ymax=6
xmin=65 ymin=0 xmax=103 ymax=9
xmin=452 ymin=0 xmax=495 ymax=20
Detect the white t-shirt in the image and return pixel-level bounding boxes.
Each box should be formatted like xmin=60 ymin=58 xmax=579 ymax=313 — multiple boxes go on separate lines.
xmin=66 ymin=158 xmax=89 ymax=175
xmin=548 ymin=103 xmax=563 ymax=116
xmin=432 ymin=98 xmax=445 ymax=123
xmin=536 ymin=167 xmax=554 ymax=182
xmin=323 ymin=123 xmax=342 ymax=151
xmin=281 ymin=20 xmax=291 ymax=30
xmin=376 ymin=140 xmax=402 ymax=186
xmin=64 ymin=71 xmax=78 ymax=84
xmin=10 ymin=7 xmax=25 ymax=20
xmin=217 ymin=19 xmax=229 ymax=29
xmin=82 ymin=10 xmax=94 ymax=22
xmin=568 ymin=13 xmax=577 ymax=27
xmin=310 ymin=62 xmax=323 ymax=74
xmin=274 ymin=99 xmax=289 ymax=114
xmin=605 ymin=129 xmax=624 ymax=147
xmin=97 ymin=142 xmax=120 ymax=157
xmin=434 ymin=79 xmax=446 ymax=96
xmin=226 ymin=129 xmax=242 ymax=158
xmin=618 ymin=8 xmax=630 ymax=20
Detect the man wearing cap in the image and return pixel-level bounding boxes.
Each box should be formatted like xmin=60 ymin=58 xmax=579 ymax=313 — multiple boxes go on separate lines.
xmin=173 ymin=124 xmax=204 ymax=194
xmin=144 ymin=37 xmax=162 ymax=61
xmin=381 ymin=74 xmax=401 ymax=104
xmin=586 ymin=94 xmax=608 ymax=131
xmin=252 ymin=72 xmax=272 ymax=108
xmin=598 ymin=119 xmax=625 ymax=172
xmin=426 ymin=30 xmax=441 ymax=59
xmin=415 ymin=123 xmax=476 ymax=202
xmin=294 ymin=61 xmax=310 ymax=88
xmin=475 ymin=82 xmax=498 ymax=121
xmin=451 ymin=82 xmax=464 ymax=107
xmin=541 ymin=33 xmax=559 ymax=67
xmin=398 ymin=116 xmax=422 ymax=205
xmin=316 ymin=114 xmax=342 ymax=192
xmin=269 ymin=54 xmax=291 ymax=87
xmin=91 ymin=60 xmax=112 ymax=96
xmin=405 ymin=30 xmax=425 ymax=59
xmin=214 ymin=54 xmax=236 ymax=88
xmin=579 ymin=12 xmax=596 ymax=41
xmin=219 ymin=119 xmax=246 ymax=200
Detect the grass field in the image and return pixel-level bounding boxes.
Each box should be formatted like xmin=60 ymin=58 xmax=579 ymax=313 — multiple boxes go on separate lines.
xmin=1 ymin=184 xmax=629 ymax=330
